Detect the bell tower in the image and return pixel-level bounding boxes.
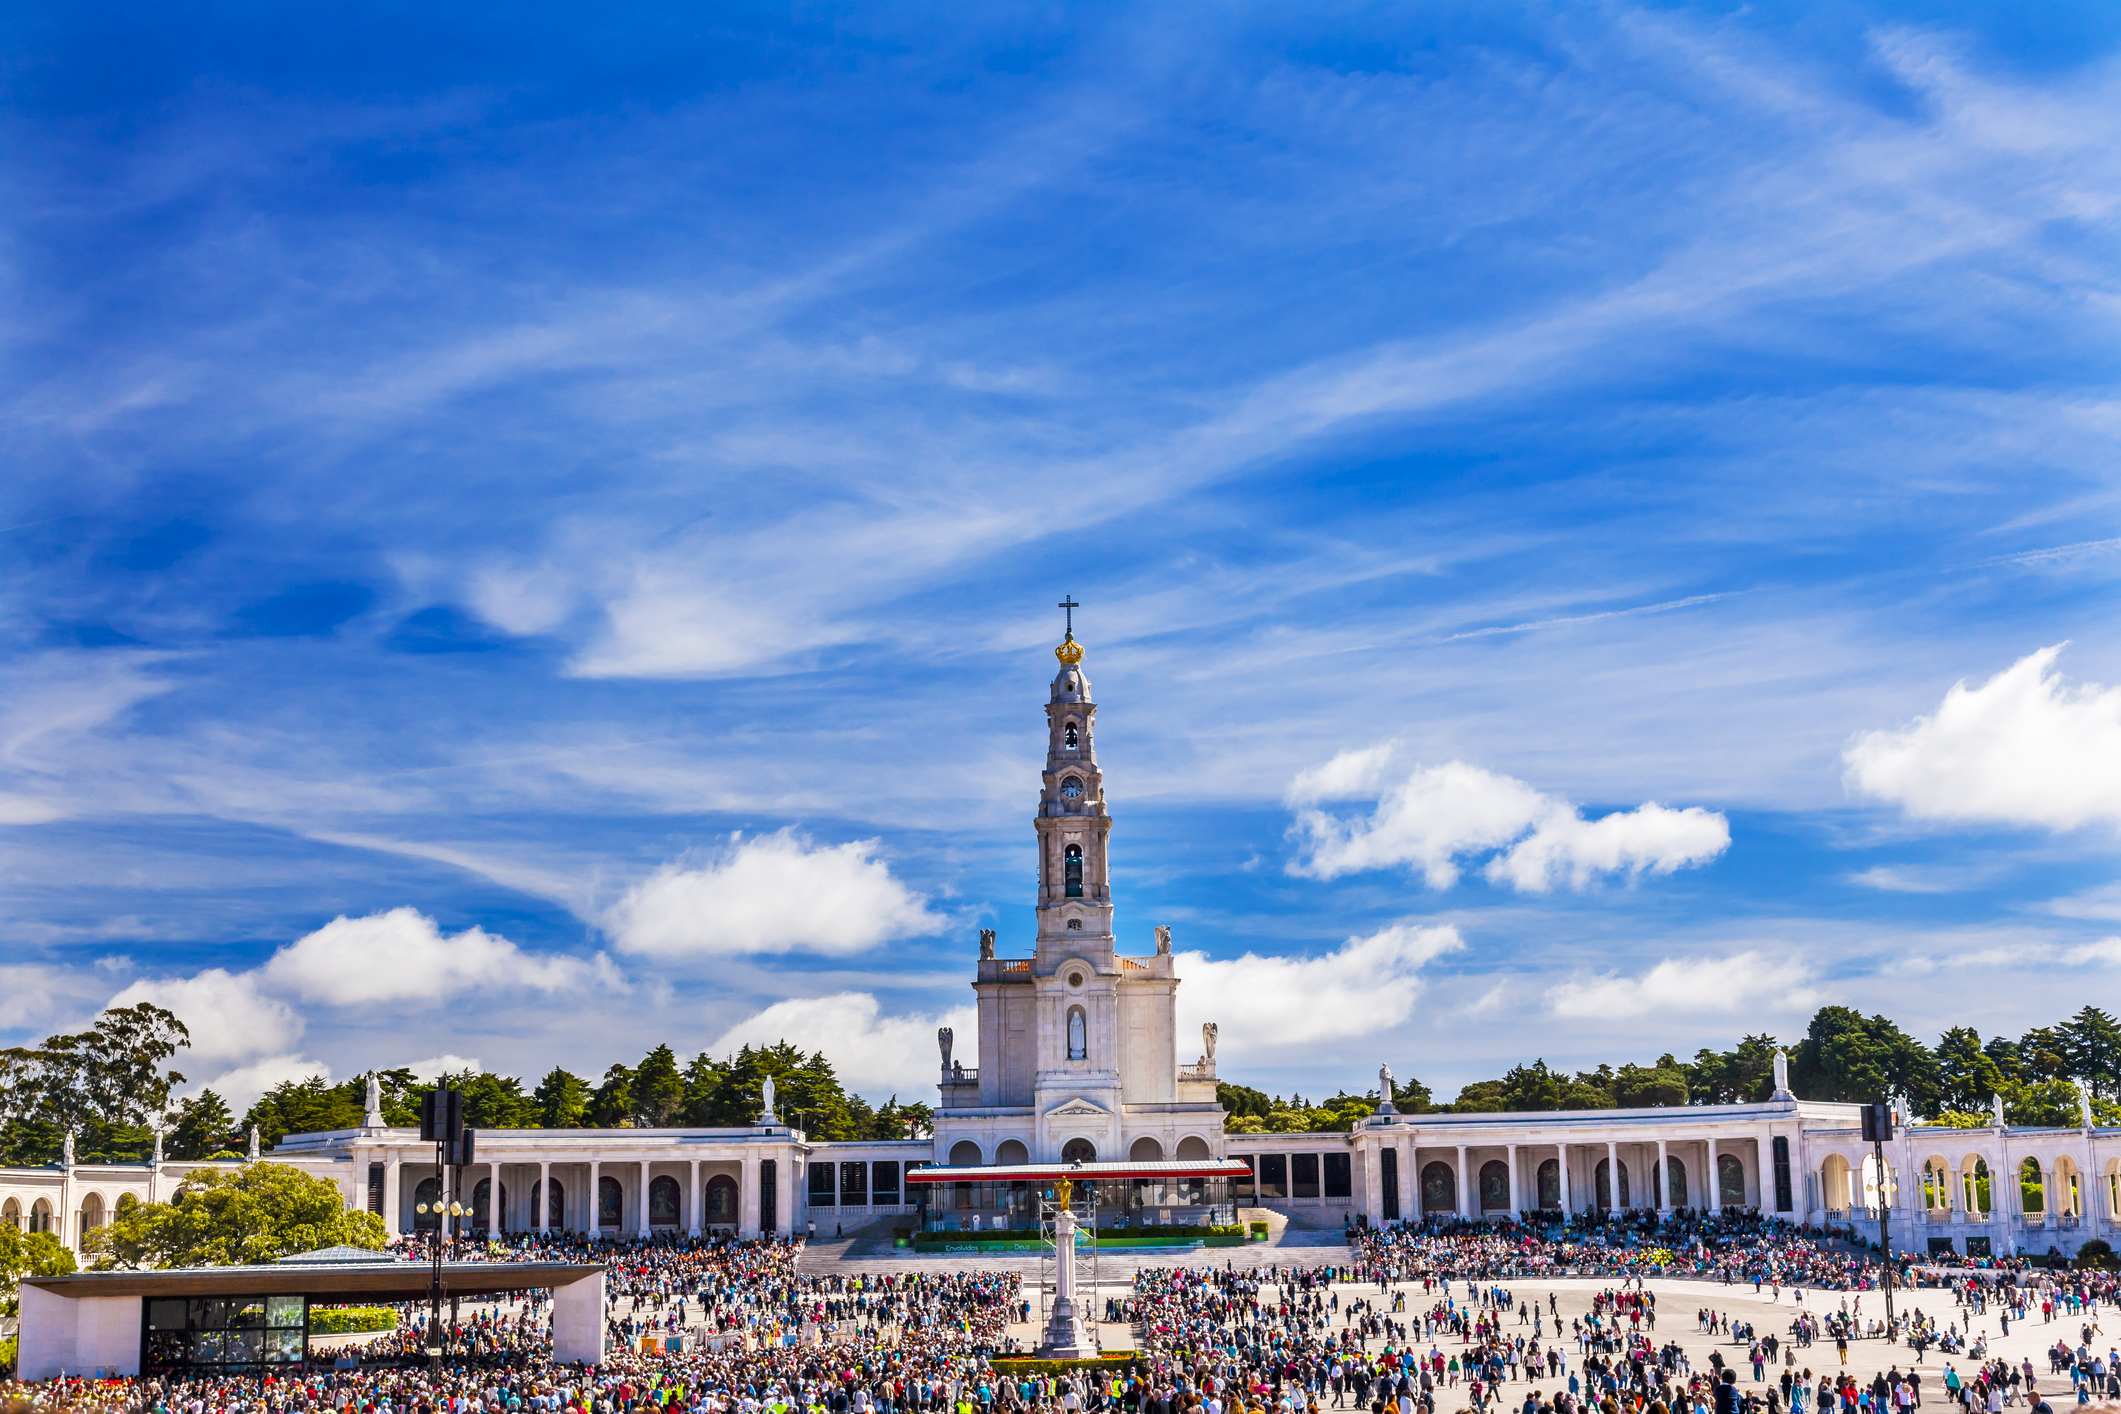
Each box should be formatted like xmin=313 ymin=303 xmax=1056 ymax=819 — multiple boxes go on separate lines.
xmin=1035 ymin=597 xmax=1114 ymax=963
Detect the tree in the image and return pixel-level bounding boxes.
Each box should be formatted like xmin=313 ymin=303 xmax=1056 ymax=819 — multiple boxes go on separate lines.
xmin=2017 ymin=1027 xmax=2073 ymax=1084
xmin=1789 ymin=1007 xmax=1940 ymax=1112
xmin=0 ymin=1004 xmax=192 ymax=1165
xmin=1217 ymin=1082 xmax=1272 ymax=1121
xmin=0 ymin=1225 xmax=76 ymax=1294
xmin=244 ymin=1078 xmax=365 ymax=1149
xmin=83 ymin=1163 xmax=386 ymax=1269
xmin=1612 ymin=1062 xmax=1689 ymax=1108
xmin=1934 ymin=1028 xmax=2008 ymax=1115
xmin=533 ymin=1068 xmax=590 ymax=1128
xmin=1685 ymin=1035 xmax=1781 ymax=1105
xmin=2059 ymin=1007 xmax=2121 ymax=1098
xmin=165 ymin=1091 xmax=236 ymax=1161
xmin=588 ymin=1065 xmax=635 ymax=1128
xmin=680 ymin=1052 xmax=726 ymax=1126
xmin=634 ymin=1046 xmax=684 ymax=1127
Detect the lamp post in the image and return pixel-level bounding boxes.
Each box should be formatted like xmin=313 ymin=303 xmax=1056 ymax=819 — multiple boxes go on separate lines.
xmin=418 ymin=1086 xmax=470 ymax=1372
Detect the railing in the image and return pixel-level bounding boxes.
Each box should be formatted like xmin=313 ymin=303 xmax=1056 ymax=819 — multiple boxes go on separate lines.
xmin=1177 ymin=1062 xmax=1217 ymax=1083
xmin=940 ymin=1069 xmax=979 ymax=1084
xmin=1000 ymin=960 xmax=1031 ymax=973
xmin=1121 ymin=957 xmax=1150 ymax=972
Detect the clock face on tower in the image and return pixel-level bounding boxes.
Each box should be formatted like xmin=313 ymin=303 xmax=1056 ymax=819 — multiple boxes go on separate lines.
xmin=1060 ymin=776 xmax=1083 ymax=800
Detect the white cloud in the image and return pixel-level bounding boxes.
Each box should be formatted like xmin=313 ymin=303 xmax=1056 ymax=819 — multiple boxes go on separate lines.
xmin=1545 ymin=952 xmax=1817 ymax=1020
xmin=2062 ymin=938 xmax=2121 ymax=967
xmin=706 ymin=992 xmax=975 ymax=1101
xmin=402 ymin=1054 xmax=484 ymax=1082
xmin=605 ymin=829 xmax=944 ymax=957
xmin=1288 ymin=754 xmax=1728 ymax=892
xmin=260 ymin=906 xmax=599 ymax=1005
xmin=0 ymin=794 xmax=64 ymax=824
xmin=1846 ymin=645 xmax=2121 ymax=831
xmin=110 ymin=968 xmax=304 ymax=1066
xmin=1174 ymin=923 xmax=1463 ymax=1053
xmin=1484 ymin=802 xmax=1730 ymax=894
xmin=0 ymin=964 xmax=111 ymax=1028
xmin=200 ymin=1054 xmax=332 ymax=1115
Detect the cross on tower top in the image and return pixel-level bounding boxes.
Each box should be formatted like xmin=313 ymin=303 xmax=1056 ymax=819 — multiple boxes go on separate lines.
xmin=1058 ymin=595 xmax=1079 ymax=638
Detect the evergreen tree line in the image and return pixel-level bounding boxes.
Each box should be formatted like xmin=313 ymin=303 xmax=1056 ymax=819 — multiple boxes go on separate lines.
xmin=1217 ymin=1004 xmax=2121 ymax=1134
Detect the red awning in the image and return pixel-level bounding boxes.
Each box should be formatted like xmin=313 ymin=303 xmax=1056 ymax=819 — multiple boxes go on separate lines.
xmin=904 ymin=1159 xmax=1252 ymax=1184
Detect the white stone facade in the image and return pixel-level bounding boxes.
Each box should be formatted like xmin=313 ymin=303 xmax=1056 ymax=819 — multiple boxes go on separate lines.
xmin=5 ymin=632 xmax=2119 ymax=1260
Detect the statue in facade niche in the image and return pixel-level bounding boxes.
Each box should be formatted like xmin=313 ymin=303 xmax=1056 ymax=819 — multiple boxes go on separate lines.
xmin=1154 ymin=925 xmax=1171 ymax=955
xmin=979 ymin=929 xmax=996 ymax=960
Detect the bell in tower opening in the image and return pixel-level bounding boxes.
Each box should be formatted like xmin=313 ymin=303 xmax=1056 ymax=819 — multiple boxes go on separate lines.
xmin=1065 ymin=844 xmax=1083 ymax=896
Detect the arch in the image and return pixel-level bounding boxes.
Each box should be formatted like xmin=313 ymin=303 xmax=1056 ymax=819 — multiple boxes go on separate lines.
xmin=30 ymin=1198 xmax=54 ymax=1233
xmin=649 ymin=1175 xmax=681 ymax=1227
xmin=1061 ymin=1137 xmax=1097 ymax=1164
xmin=1859 ymin=1154 xmax=1893 ymax=1211
xmin=2105 ymin=1158 xmax=2121 ymax=1220
xmin=1595 ymin=1159 xmax=1630 ymax=1211
xmin=1066 ymin=1005 xmax=1087 ymax=1060
xmin=705 ymin=1174 xmax=738 ymax=1226
xmin=471 ymin=1178 xmax=510 ymax=1231
xmin=3 ymin=1197 xmax=21 ymax=1228
xmin=79 ymin=1191 xmax=104 ymax=1232
xmin=412 ymin=1176 xmax=443 ymax=1229
xmin=1064 ymin=722 xmax=1080 ymax=749
xmin=1064 ymin=844 xmax=1084 ymax=897
xmin=1664 ymin=1157 xmax=1689 ymax=1209
xmin=115 ymin=1192 xmax=139 ymax=1216
xmin=1420 ymin=1161 xmax=1456 ymax=1214
xmin=1129 ymin=1136 xmax=1164 ymax=1161
xmin=1820 ymin=1154 xmax=1852 ymax=1211
xmin=949 ymin=1139 xmax=985 ymax=1167
xmin=2019 ymin=1156 xmax=2045 ymax=1215
xmin=1535 ymin=1158 xmax=1561 ymax=1209
xmin=1921 ymin=1156 xmax=1953 ymax=1211
xmin=597 ymin=1174 xmax=623 ymax=1229
xmin=1719 ymin=1152 xmax=1748 ymax=1207
xmin=996 ymin=1138 xmax=1030 ymax=1165
xmin=530 ymin=1178 xmax=564 ymax=1229
xmin=2052 ymin=1155 xmax=2082 ymax=1217
xmin=1477 ymin=1160 xmax=1510 ymax=1211
xmin=1960 ymin=1156 xmax=1992 ymax=1217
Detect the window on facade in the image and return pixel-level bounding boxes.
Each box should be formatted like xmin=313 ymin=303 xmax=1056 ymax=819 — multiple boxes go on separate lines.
xmin=1064 ymin=844 xmax=1083 ymax=897
xmin=1323 ymin=1152 xmax=1352 ymax=1199
xmin=1536 ymin=1158 xmax=1561 ymax=1210
xmin=809 ymin=1163 xmax=837 ymax=1207
xmin=145 ymin=1295 xmax=306 ymax=1376
xmin=841 ymin=1161 xmax=869 ymax=1206
xmin=872 ymin=1161 xmax=900 ymax=1203
xmin=707 ymin=1175 xmax=738 ymax=1224
xmin=1231 ymin=1156 xmax=1255 ymax=1199
xmin=1064 ymin=723 xmax=1079 ymax=748
xmin=1259 ymin=1154 xmax=1288 ymax=1201
xmin=598 ymin=1175 xmax=624 ymax=1228
xmin=1292 ymin=1153 xmax=1320 ymax=1199
xmin=1066 ymin=918 xmax=1082 ymax=929
xmin=649 ymin=1175 xmax=680 ymax=1226
xmin=1379 ymin=1150 xmax=1398 ymax=1220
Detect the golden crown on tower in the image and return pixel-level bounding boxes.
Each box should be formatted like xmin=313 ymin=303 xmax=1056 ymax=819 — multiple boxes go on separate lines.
xmin=1055 ymin=634 xmax=1083 ymax=665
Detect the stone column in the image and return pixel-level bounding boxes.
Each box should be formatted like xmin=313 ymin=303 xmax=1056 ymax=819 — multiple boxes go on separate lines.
xmin=1456 ymin=1145 xmax=1471 ymax=1219
xmin=489 ymin=1160 xmax=501 ymax=1235
xmin=639 ymin=1160 xmax=651 ymax=1235
xmin=1607 ymin=1140 xmax=1620 ymax=1212
xmin=1506 ymin=1144 xmax=1520 ymax=1216
xmin=384 ymin=1153 xmax=403 ymax=1236
xmin=589 ymin=1159 xmax=601 ymax=1235
xmin=1558 ymin=1144 xmax=1572 ymax=1215
xmin=537 ymin=1161 xmax=551 ymax=1234
xmin=689 ymin=1158 xmax=702 ymax=1237
xmin=1657 ymin=1139 xmax=1671 ymax=1214
xmin=1398 ymin=1137 xmax=1413 ymax=1219
xmin=741 ymin=1154 xmax=762 ymax=1239
xmin=1707 ymin=1137 xmax=1721 ymax=1215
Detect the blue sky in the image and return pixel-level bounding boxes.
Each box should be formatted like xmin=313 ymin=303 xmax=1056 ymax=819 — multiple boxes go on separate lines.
xmin=6 ymin=1 xmax=2121 ymax=1111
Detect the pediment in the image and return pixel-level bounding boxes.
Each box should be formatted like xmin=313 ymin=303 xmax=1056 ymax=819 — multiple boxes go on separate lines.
xmin=1044 ymin=1096 xmax=1110 ymax=1119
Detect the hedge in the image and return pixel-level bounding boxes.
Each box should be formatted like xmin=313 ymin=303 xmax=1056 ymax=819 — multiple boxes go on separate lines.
xmin=989 ymin=1355 xmax=1139 ymax=1375
xmin=309 ymin=1307 xmax=398 ymax=1334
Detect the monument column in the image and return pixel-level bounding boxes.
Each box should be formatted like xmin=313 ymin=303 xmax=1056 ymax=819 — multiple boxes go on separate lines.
xmin=1706 ymin=1137 xmax=1721 ymax=1215
xmin=1607 ymin=1140 xmax=1621 ymax=1212
xmin=537 ymin=1161 xmax=551 ymax=1234
xmin=1456 ymin=1145 xmax=1471 ymax=1219
xmin=1506 ymin=1144 xmax=1520 ymax=1216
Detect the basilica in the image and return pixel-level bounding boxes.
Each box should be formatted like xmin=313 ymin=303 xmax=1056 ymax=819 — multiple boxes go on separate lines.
xmin=3 ymin=625 xmax=2118 ymax=1259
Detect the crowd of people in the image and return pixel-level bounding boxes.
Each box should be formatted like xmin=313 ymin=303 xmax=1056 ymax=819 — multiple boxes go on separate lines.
xmin=7 ymin=1217 xmax=2121 ymax=1414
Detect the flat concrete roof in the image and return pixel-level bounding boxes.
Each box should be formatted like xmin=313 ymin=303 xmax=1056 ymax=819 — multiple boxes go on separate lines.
xmin=906 ymin=1159 xmax=1251 ymax=1183
xmin=23 ymin=1260 xmax=601 ymax=1301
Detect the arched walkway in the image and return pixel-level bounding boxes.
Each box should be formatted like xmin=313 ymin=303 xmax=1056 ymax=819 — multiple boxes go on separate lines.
xmin=1061 ymin=1137 xmax=1097 ymax=1163
xmin=1129 ymin=1136 xmax=1164 ymax=1161
xmin=1174 ymin=1135 xmax=1212 ymax=1160
xmin=996 ymin=1139 xmax=1030 ymax=1165
xmin=948 ymin=1140 xmax=984 ymax=1166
